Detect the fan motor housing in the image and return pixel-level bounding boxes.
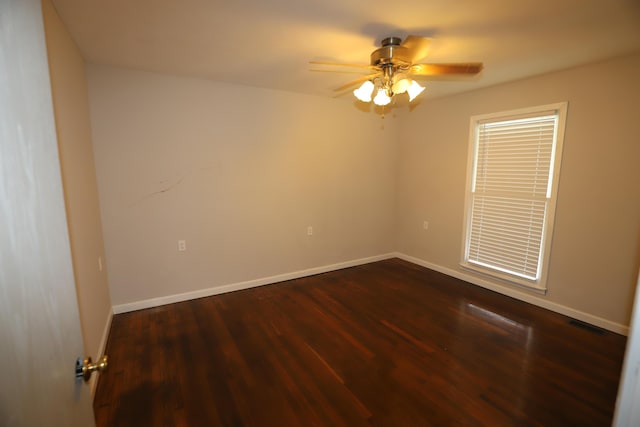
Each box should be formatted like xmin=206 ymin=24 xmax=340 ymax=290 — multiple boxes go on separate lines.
xmin=370 ymin=37 xmax=412 ymax=67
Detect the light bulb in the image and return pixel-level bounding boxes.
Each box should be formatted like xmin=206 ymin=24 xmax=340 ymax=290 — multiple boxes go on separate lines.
xmin=407 ymin=80 xmax=425 ymax=102
xmin=373 ymin=88 xmax=391 ymax=106
xmin=353 ymin=80 xmax=374 ymax=102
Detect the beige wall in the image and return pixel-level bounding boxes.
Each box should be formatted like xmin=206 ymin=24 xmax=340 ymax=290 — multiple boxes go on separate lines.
xmin=43 ymin=0 xmax=112 ymax=361
xmin=86 ymin=53 xmax=639 ymax=329
xmin=396 ymin=52 xmax=640 ymax=327
xmin=86 ymin=65 xmax=398 ymax=306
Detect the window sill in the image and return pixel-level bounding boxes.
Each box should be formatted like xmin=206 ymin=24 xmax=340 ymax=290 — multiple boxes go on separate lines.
xmin=460 ymin=262 xmax=548 ymax=295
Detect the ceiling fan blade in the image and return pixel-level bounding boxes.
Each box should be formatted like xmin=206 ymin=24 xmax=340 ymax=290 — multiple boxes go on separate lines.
xmin=333 ymin=73 xmax=381 ymax=92
xmin=309 ymin=69 xmax=374 ymax=75
xmin=408 ymin=62 xmax=484 ymax=75
xmin=309 ymin=61 xmax=376 ymax=69
xmin=401 ymin=35 xmax=431 ymax=63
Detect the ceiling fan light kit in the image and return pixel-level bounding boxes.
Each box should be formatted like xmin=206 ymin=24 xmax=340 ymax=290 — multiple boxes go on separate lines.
xmin=312 ymin=35 xmax=483 ymax=108
xmin=354 ymin=74 xmax=424 ymax=106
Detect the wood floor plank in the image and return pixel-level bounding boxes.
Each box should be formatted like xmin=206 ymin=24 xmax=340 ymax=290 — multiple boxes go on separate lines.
xmin=95 ymin=258 xmax=626 ymax=426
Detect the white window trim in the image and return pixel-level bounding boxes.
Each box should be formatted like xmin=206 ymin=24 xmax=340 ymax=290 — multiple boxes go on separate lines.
xmin=460 ymin=102 xmax=568 ymax=293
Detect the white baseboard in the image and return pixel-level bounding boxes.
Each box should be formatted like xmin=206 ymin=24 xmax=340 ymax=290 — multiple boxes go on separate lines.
xmin=395 ymin=252 xmax=629 ymax=336
xmin=111 ymin=251 xmax=628 ymax=335
xmin=90 ymin=308 xmax=113 ymax=397
xmin=112 ymin=253 xmax=397 ymax=314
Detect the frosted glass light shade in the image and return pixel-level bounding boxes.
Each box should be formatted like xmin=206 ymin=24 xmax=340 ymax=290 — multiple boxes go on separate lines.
xmin=407 ymin=80 xmax=425 ymax=102
xmin=373 ymin=88 xmax=391 ymax=106
xmin=353 ymin=80 xmax=374 ymax=102
xmin=392 ymin=75 xmax=411 ymax=94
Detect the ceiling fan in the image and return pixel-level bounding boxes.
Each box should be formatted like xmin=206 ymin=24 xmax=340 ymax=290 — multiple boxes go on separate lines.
xmin=311 ymin=35 xmax=483 ymax=106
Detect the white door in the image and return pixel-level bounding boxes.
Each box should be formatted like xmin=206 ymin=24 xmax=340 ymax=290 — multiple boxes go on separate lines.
xmin=613 ymin=269 xmax=640 ymax=426
xmin=0 ymin=0 xmax=96 ymax=425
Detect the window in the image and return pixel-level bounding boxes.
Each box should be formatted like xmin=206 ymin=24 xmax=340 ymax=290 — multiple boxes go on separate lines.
xmin=461 ymin=103 xmax=568 ymax=292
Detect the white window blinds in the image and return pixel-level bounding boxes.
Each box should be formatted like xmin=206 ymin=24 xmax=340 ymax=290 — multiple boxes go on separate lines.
xmin=462 ymin=104 xmax=567 ymax=289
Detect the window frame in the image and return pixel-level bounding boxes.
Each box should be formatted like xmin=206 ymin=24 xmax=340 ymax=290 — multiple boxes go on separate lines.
xmin=460 ymin=102 xmax=568 ymax=293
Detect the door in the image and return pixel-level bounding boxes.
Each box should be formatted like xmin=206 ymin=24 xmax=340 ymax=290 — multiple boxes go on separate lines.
xmin=613 ymin=269 xmax=640 ymax=426
xmin=0 ymin=0 xmax=96 ymax=425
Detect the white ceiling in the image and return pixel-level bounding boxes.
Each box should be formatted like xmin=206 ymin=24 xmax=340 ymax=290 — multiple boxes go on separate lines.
xmin=50 ymin=0 xmax=640 ymax=101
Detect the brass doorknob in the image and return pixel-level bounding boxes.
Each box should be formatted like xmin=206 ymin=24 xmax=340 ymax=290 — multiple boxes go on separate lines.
xmin=75 ymin=355 xmax=108 ymax=382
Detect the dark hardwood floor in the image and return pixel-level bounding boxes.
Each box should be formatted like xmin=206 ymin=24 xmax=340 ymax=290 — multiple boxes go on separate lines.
xmin=94 ymin=258 xmax=627 ymax=426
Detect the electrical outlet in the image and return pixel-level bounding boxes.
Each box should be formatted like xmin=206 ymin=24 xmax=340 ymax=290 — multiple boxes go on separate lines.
xmin=423 ymin=221 xmax=429 ymax=230
xmin=178 ymin=240 xmax=186 ymax=251
xmin=307 ymin=226 xmax=313 ymax=236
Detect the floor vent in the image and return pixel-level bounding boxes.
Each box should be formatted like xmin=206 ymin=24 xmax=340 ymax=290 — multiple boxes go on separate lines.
xmin=568 ymin=319 xmax=606 ymax=335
